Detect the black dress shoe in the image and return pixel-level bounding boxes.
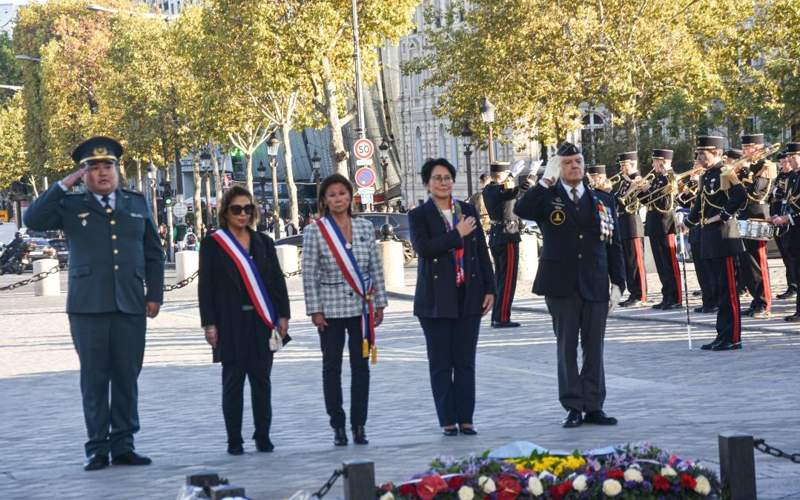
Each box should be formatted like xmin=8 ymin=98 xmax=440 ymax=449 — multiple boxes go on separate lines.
xmin=660 ymin=302 xmax=682 ymax=310
xmin=777 ymin=288 xmax=797 ymax=300
xmin=84 ymin=454 xmax=109 ymax=471
xmin=701 ymin=338 xmax=722 ymax=350
xmin=333 ymin=427 xmax=348 ymax=446
xmin=703 ymin=306 xmax=719 ymax=313
xmin=619 ymin=297 xmax=642 ymax=308
xmin=784 ymin=313 xmax=800 ymax=322
xmin=651 ymin=302 xmax=664 ymax=309
xmin=111 ymin=451 xmax=152 ymax=466
xmin=491 ymin=321 xmax=521 ymax=328
xmin=692 ymin=290 xmax=703 ymax=297
xmin=442 ymin=426 xmax=458 ymax=436
xmin=255 ymin=439 xmax=274 ymax=452
xmin=712 ymin=340 xmax=742 ymax=351
xmin=693 ymin=306 xmax=705 ymax=313
xmin=584 ymin=410 xmax=618 ymax=425
xmin=561 ymin=410 xmax=583 ymax=428
xmin=352 ymin=426 xmax=369 ymax=445
xmin=750 ymin=309 xmax=770 ymax=319
xmin=458 ymin=425 xmax=477 ymax=435
xmin=227 ymin=444 xmax=244 ymax=455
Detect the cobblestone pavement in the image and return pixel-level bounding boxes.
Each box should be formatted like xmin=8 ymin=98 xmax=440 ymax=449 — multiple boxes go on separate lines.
xmin=1 ymin=260 xmax=799 ymax=499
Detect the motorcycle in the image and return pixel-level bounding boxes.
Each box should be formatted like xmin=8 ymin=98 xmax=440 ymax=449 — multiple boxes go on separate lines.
xmin=0 ymin=241 xmax=31 ymax=275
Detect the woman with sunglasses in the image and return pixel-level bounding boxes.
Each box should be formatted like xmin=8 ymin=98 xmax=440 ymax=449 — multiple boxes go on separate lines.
xmin=302 ymin=174 xmax=387 ymax=446
xmin=409 ymin=158 xmax=495 ymax=436
xmin=198 ymin=186 xmax=290 ymax=455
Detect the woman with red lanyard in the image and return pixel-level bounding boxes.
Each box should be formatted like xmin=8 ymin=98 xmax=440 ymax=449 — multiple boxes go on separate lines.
xmin=408 ymin=158 xmax=495 ymax=436
xmin=302 ymin=174 xmax=387 ymax=446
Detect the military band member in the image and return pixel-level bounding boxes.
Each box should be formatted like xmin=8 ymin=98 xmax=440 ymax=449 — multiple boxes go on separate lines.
xmin=613 ymin=151 xmax=647 ymax=306
xmin=468 ymin=173 xmax=492 ymax=234
xmin=771 ymin=143 xmax=800 ymax=321
xmin=770 ymin=152 xmax=798 ymax=299
xmin=587 ymin=165 xmax=612 ymax=193
xmin=638 ymin=149 xmax=682 ymax=309
xmin=483 ymin=162 xmax=522 ymax=328
xmin=514 ymin=142 xmax=625 ymax=428
xmin=685 ymin=136 xmax=747 ymax=350
xmin=737 ymin=134 xmax=777 ymax=318
xmin=24 ymin=137 xmax=164 ymax=470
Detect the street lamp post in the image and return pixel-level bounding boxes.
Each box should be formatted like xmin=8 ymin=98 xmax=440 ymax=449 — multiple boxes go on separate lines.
xmin=267 ymin=135 xmax=281 ymax=240
xmin=310 ymin=151 xmax=321 ymax=212
xmin=146 ymin=163 xmax=158 ymax=224
xmin=379 ymin=139 xmax=390 ymax=210
xmin=480 ymin=96 xmax=496 ymax=165
xmin=461 ymin=125 xmax=474 ymax=198
xmin=200 ymin=152 xmax=213 ymax=233
xmin=257 ymin=160 xmax=268 ymax=231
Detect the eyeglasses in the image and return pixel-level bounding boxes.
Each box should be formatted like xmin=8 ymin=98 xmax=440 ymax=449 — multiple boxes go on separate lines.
xmin=430 ymin=175 xmax=454 ymax=184
xmin=229 ymin=204 xmax=255 ymax=215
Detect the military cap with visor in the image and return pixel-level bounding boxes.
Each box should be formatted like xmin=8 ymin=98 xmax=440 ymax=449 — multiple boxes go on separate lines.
xmin=71 ymin=136 xmax=123 ymax=165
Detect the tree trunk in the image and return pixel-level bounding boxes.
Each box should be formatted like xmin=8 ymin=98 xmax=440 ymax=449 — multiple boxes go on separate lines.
xmin=192 ymin=154 xmax=203 ymax=237
xmin=321 ymin=56 xmax=349 ymax=177
xmin=245 ymin=152 xmax=254 ymax=195
xmin=209 ymin=143 xmax=223 ymax=204
xmin=135 ymin=159 xmax=142 ymax=192
xmin=280 ymin=125 xmax=299 ymax=226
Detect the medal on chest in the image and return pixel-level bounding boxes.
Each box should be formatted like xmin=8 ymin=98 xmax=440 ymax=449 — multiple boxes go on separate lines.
xmin=78 ymin=212 xmax=89 ymax=227
xmin=550 ymin=209 xmax=565 ymax=225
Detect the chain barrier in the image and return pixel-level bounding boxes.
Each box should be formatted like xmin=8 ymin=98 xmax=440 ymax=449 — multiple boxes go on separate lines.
xmin=283 ymin=268 xmax=302 ymax=278
xmin=163 ymin=270 xmax=199 ymax=292
xmin=754 ymin=439 xmax=800 ymax=464
xmin=0 ymin=265 xmax=60 ymax=292
xmin=311 ymin=468 xmax=343 ymax=498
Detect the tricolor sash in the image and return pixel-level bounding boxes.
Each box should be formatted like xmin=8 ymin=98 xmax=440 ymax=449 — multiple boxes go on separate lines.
xmin=211 ymin=229 xmax=278 ymax=331
xmin=316 ymin=216 xmax=377 ymax=364
xmin=433 ymin=197 xmax=465 ymax=286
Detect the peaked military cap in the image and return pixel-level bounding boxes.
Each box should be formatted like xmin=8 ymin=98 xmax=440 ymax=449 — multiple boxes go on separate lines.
xmin=71 ymin=136 xmax=123 ymax=165
xmin=724 ymin=149 xmax=743 ymax=160
xmin=587 ymin=165 xmax=606 ymax=175
xmin=777 ymin=152 xmax=787 ymax=160
xmin=696 ymin=136 xmax=725 ymax=150
xmin=617 ymin=151 xmax=638 ymax=162
xmin=785 ymin=142 xmax=800 ymax=154
xmin=652 ymin=149 xmax=674 ymax=160
xmin=556 ymin=142 xmax=581 ymax=156
xmin=490 ymin=161 xmax=512 ymax=173
xmin=740 ymin=133 xmax=765 ymax=146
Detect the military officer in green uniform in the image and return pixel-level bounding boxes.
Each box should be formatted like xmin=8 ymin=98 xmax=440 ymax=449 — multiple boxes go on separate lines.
xmin=24 ymin=137 xmax=164 ymax=471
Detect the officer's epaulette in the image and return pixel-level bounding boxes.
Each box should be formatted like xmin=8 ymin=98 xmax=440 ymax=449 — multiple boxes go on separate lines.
xmin=121 ymin=188 xmax=145 ymax=197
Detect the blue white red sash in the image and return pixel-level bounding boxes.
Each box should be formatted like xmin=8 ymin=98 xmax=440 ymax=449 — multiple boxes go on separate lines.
xmin=211 ymin=229 xmax=278 ymax=331
xmin=316 ymin=215 xmax=377 ymax=363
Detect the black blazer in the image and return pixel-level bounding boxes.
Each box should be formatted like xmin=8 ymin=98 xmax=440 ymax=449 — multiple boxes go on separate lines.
xmin=198 ymin=228 xmax=290 ymax=363
xmin=514 ymin=182 xmax=626 ymax=301
xmin=409 ymin=199 xmax=495 ymax=318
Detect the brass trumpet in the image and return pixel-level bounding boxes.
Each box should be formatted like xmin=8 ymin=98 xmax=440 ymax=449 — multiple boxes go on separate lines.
xmin=619 ymin=171 xmax=655 ymax=205
xmin=639 ymin=166 xmax=705 ymax=206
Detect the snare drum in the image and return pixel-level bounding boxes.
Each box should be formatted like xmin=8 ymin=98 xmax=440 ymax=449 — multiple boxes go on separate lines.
xmin=737 ymin=219 xmax=775 ymax=241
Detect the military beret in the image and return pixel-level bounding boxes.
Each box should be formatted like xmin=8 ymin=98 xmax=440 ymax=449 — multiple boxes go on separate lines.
xmin=785 ymin=142 xmax=800 ymax=154
xmin=696 ymin=136 xmax=725 ymax=150
xmin=652 ymin=149 xmax=674 ymax=160
xmin=556 ymin=142 xmax=581 ymax=156
xmin=587 ymin=165 xmax=606 ymax=175
xmin=71 ymin=136 xmax=123 ymax=165
xmin=740 ymin=133 xmax=765 ymax=146
xmin=490 ymin=161 xmax=511 ymax=173
xmin=724 ymin=149 xmax=743 ymax=160
xmin=617 ymin=151 xmax=638 ymax=162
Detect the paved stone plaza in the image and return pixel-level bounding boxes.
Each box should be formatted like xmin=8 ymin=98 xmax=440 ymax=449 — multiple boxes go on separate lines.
xmin=1 ymin=257 xmax=800 ymax=499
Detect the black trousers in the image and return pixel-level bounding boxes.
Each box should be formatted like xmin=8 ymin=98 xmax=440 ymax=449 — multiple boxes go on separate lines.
xmin=545 ymin=293 xmax=608 ymax=412
xmin=776 ymin=234 xmax=798 ymax=292
xmin=68 ymin=312 xmax=146 ymax=458
xmin=221 ymin=352 xmax=273 ymax=446
xmin=491 ymin=241 xmax=519 ymax=323
xmin=740 ymin=239 xmax=772 ymax=311
xmin=650 ymin=233 xmax=682 ymax=304
xmin=690 ymin=238 xmax=718 ymax=308
xmin=418 ymin=314 xmax=481 ymax=427
xmin=622 ymin=238 xmax=647 ymax=301
xmin=708 ymin=256 xmax=742 ymax=344
xmin=319 ymin=316 xmax=369 ymax=429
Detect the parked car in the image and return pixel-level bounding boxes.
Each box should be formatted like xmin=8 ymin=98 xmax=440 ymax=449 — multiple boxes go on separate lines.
xmin=24 ymin=237 xmax=57 ymax=269
xmin=48 ymin=238 xmax=70 ymax=268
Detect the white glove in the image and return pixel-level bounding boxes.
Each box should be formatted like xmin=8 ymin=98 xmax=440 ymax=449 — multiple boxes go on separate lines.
xmin=608 ymin=285 xmax=622 ymax=314
xmin=269 ymin=330 xmax=283 ymax=352
xmin=540 ymin=156 xmax=560 ymax=185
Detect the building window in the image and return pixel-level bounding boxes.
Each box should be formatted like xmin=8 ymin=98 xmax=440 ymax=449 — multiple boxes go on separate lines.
xmin=581 ymin=112 xmax=606 ymax=165
xmin=438 ymin=124 xmax=447 ymax=158
xmin=415 ymin=127 xmax=424 ymax=172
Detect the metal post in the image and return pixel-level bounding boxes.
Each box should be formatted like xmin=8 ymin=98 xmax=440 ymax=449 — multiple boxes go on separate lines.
xmin=381 ymin=157 xmax=388 ymax=208
xmin=270 ymin=157 xmax=281 ymax=240
xmin=718 ymin=432 xmax=757 ymax=499
xmin=351 ymin=0 xmax=366 ymax=138
xmin=464 ymin=145 xmax=473 ymax=198
xmin=343 ymin=460 xmax=375 ymax=500
xmin=149 ymin=178 xmax=158 ymax=225
xmin=204 ymin=173 xmax=213 ymax=233
xmin=487 ymin=125 xmax=495 ymax=165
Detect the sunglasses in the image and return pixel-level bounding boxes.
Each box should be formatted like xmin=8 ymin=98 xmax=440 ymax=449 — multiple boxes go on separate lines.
xmin=228 ymin=204 xmax=255 ymax=215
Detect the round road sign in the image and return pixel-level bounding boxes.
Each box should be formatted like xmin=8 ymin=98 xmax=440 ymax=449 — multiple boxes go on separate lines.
xmin=172 ymin=202 xmax=188 ymax=218
xmin=353 ymin=138 xmax=375 ymax=161
xmin=354 ymin=167 xmax=377 ymax=188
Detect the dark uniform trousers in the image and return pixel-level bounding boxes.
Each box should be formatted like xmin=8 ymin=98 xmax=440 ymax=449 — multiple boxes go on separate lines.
xmin=622 ymin=237 xmax=647 ymax=301
xmin=689 ymin=228 xmax=718 ymax=309
xmin=740 ymin=239 xmax=772 ymax=311
xmin=319 ymin=316 xmax=369 ymax=429
xmin=708 ymin=256 xmax=742 ymax=344
xmin=776 ymin=234 xmax=798 ymax=293
xmin=491 ymin=241 xmax=519 ymax=323
xmin=649 ymin=233 xmax=682 ymax=304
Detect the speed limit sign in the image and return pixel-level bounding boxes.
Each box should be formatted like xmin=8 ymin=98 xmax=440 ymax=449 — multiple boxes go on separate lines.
xmin=353 ymin=138 xmax=374 ymax=161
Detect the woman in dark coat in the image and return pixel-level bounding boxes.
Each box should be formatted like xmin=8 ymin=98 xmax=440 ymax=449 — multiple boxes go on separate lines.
xmin=198 ymin=186 xmax=290 ymax=455
xmin=409 ymin=158 xmax=495 ymax=436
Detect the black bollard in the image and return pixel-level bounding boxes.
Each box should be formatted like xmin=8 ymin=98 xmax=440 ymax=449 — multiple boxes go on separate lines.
xmin=343 ymin=460 xmax=375 ymax=500
xmin=718 ymin=432 xmax=757 ymax=499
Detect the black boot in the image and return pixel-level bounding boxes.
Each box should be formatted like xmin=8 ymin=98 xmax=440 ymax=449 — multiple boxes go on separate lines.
xmin=333 ymin=427 xmax=348 ymax=446
xmin=352 ymin=426 xmax=369 ymax=445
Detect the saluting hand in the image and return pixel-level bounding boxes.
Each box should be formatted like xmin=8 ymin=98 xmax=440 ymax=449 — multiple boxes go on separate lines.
xmin=204 ymin=325 xmax=218 ymax=348
xmin=456 ymin=215 xmax=477 ymax=237
xmin=481 ymin=294 xmax=494 ymax=316
xmin=61 ymin=166 xmax=88 ymax=189
xmin=540 ymin=177 xmax=556 ymax=187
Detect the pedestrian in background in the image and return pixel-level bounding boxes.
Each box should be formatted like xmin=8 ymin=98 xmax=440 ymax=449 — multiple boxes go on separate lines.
xmin=409 ymin=158 xmax=495 ymax=436
xmin=302 ymin=174 xmax=387 ymax=446
xmin=198 ymin=185 xmax=290 ymax=455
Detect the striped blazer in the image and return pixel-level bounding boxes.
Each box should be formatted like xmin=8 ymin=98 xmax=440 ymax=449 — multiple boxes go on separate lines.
xmin=302 ymin=216 xmax=388 ymax=319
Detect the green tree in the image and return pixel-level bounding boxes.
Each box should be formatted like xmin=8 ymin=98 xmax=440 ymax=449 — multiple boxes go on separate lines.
xmin=0 ymin=93 xmax=28 ymax=189
xmin=0 ymin=33 xmax=22 ymax=105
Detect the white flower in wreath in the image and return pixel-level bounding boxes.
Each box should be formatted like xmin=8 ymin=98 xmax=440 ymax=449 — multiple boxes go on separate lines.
xmin=572 ymin=474 xmax=588 ymax=492
xmin=527 ymin=476 xmax=544 ymax=496
xmin=457 ymin=486 xmax=475 ymax=500
xmin=538 ymin=471 xmax=557 ymax=482
xmin=478 ymin=476 xmax=496 ymax=494
xmin=624 ymin=467 xmax=644 ymax=483
xmin=602 ymin=479 xmax=623 ymax=497
xmin=379 ymin=493 xmax=394 ymax=500
xmin=661 ymin=465 xmax=677 ymax=477
xmin=694 ymin=475 xmax=711 ymax=495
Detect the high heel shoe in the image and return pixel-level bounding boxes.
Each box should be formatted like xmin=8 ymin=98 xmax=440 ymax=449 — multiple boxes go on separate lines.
xmin=333 ymin=427 xmax=348 ymax=446
xmin=459 ymin=425 xmax=478 ymax=435
xmin=442 ymin=426 xmax=458 ymax=436
xmin=227 ymin=443 xmax=244 ymax=455
xmin=352 ymin=426 xmax=369 ymax=445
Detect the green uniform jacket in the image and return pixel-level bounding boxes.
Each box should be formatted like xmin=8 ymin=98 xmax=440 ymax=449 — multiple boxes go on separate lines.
xmin=24 ymin=185 xmax=165 ymax=314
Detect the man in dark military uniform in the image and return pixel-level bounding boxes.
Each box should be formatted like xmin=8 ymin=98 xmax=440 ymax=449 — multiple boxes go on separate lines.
xmin=514 ymin=142 xmax=625 ymax=428
xmin=638 ymin=149 xmax=682 ymax=309
xmin=735 ymin=134 xmax=777 ymax=318
xmin=483 ymin=162 xmax=523 ymax=328
xmin=24 ymin=137 xmax=164 ymax=471
xmin=770 ymin=152 xmax=798 ymax=299
xmin=772 ymin=143 xmax=800 ymax=321
xmin=684 ymin=136 xmax=747 ymax=350
xmin=586 ymin=165 xmax=612 ymax=193
xmin=613 ymin=152 xmax=647 ymax=306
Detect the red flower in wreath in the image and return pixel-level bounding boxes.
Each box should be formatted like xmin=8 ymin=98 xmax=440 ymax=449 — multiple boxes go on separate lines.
xmin=398 ymin=483 xmax=417 ymax=497
xmin=447 ymin=475 xmax=465 ymax=491
xmin=607 ymin=469 xmax=625 ymax=480
xmin=416 ymin=475 xmax=448 ymax=500
xmin=549 ymin=480 xmax=573 ymax=500
xmin=653 ymin=474 xmax=671 ymax=492
xmin=680 ymin=474 xmax=697 ymax=490
xmin=497 ymin=475 xmax=522 ymax=500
